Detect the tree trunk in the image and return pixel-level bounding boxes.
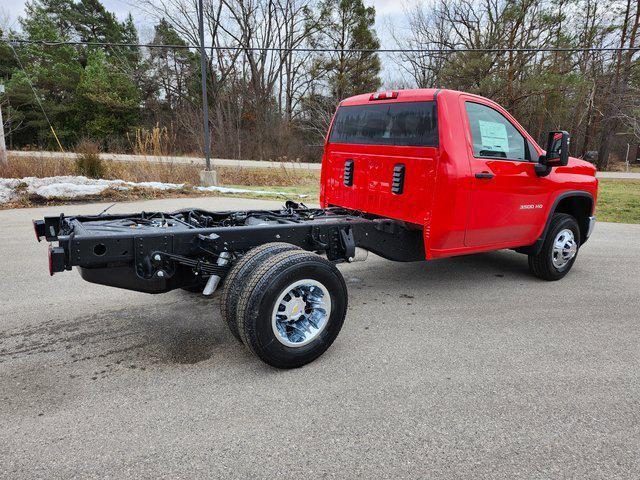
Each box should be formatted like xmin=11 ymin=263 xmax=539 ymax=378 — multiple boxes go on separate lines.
xmin=596 ymin=0 xmax=633 ymax=170
xmin=0 ymin=104 xmax=7 ymax=167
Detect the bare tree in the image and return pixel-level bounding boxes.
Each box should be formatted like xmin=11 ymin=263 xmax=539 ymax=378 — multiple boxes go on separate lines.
xmin=273 ymin=0 xmax=322 ymax=122
xmin=137 ymin=0 xmax=242 ymax=152
xmin=595 ymin=0 xmax=639 ymax=169
xmin=390 ymin=0 xmax=639 ymax=160
xmin=137 ymin=0 xmax=325 ymax=158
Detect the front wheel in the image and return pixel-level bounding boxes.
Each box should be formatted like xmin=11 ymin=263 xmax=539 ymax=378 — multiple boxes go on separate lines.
xmin=235 ymin=250 xmax=348 ymax=369
xmin=528 ymin=213 xmax=581 ymax=281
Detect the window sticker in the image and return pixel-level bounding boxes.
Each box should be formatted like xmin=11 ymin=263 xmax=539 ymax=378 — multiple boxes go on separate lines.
xmin=478 ymin=120 xmax=509 ymax=153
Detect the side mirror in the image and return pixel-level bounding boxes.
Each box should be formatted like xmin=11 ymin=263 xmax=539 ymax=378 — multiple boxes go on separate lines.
xmin=540 ymin=131 xmax=569 ymax=167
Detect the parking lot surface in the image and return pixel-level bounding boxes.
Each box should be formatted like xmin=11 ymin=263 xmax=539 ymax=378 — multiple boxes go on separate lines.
xmin=1 ymin=197 xmax=639 ymax=479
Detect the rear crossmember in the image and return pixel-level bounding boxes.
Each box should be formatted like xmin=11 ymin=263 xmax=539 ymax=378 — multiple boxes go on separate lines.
xmin=34 ymin=202 xmax=424 ymax=294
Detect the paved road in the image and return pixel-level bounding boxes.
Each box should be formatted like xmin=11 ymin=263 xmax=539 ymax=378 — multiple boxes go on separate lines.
xmin=595 ymin=171 xmax=640 ymax=179
xmin=1 ymin=197 xmax=639 ymax=479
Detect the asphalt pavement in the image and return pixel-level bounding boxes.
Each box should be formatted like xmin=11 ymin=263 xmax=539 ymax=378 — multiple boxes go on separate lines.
xmin=1 ymin=196 xmax=639 ymax=479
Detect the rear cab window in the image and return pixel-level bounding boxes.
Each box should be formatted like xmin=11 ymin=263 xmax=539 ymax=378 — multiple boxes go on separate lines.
xmin=465 ymin=102 xmax=531 ymax=161
xmin=329 ymin=102 xmax=438 ymax=147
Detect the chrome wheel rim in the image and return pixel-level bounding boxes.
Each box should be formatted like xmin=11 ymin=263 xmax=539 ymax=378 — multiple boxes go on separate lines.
xmin=552 ymin=228 xmax=577 ymax=269
xmin=271 ymin=279 xmax=331 ymax=348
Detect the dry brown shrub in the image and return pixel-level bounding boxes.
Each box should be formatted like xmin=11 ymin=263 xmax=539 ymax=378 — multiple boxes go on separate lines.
xmin=101 ymin=160 xmax=201 ymax=184
xmin=128 ymin=124 xmax=176 ymax=156
xmin=0 ymin=155 xmax=76 ymax=178
xmin=1 ymin=154 xmax=320 ymax=188
xmin=216 ymin=165 xmax=318 ymax=187
xmin=74 ymin=139 xmax=104 ymax=178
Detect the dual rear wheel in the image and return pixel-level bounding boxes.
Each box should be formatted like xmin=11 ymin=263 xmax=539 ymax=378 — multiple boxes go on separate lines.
xmin=220 ymin=244 xmax=348 ymax=369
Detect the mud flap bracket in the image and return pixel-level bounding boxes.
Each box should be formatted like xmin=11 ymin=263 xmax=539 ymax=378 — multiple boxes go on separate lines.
xmin=339 ymin=227 xmax=356 ymax=261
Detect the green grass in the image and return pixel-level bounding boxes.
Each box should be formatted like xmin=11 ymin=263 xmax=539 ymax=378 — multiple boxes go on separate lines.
xmin=597 ymin=179 xmax=640 ymax=223
xmin=225 ymin=183 xmax=319 ymax=199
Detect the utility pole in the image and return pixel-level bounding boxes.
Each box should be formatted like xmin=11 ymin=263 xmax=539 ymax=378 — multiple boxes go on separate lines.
xmin=0 ymin=84 xmax=7 ymax=167
xmin=625 ymin=143 xmax=630 ymax=172
xmin=198 ymin=0 xmax=214 ymax=181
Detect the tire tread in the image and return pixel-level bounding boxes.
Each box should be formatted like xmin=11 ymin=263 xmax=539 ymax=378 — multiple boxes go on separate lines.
xmin=528 ymin=213 xmax=580 ymax=281
xmin=220 ymin=242 xmax=301 ymax=342
xmin=236 ymin=250 xmax=317 ymax=354
xmin=236 ymin=250 xmax=347 ymax=367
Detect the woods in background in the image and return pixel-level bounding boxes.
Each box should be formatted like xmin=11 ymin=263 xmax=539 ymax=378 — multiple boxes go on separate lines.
xmin=0 ymin=0 xmax=638 ymax=169
xmin=394 ymin=0 xmax=640 ymax=170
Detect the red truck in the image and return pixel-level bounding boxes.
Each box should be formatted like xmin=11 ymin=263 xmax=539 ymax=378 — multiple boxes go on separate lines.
xmin=34 ymin=88 xmax=598 ymax=368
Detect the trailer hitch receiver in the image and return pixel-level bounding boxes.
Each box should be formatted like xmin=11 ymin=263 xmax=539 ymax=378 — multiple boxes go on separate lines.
xmin=48 ymin=245 xmax=66 ymax=275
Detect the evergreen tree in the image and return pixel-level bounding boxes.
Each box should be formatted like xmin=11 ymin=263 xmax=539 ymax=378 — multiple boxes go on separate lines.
xmin=76 ymin=48 xmax=139 ymax=140
xmin=120 ymin=13 xmax=141 ymax=65
xmin=71 ymin=0 xmax=127 ymax=43
xmin=0 ymin=24 xmax=18 ymax=81
xmin=6 ymin=1 xmax=82 ymax=147
xmin=5 ymin=0 xmax=144 ymax=148
xmin=147 ymin=18 xmax=198 ymax=110
xmin=313 ymin=0 xmax=381 ymax=100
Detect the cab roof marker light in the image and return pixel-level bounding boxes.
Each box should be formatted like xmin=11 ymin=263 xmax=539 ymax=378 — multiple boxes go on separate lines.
xmin=369 ymin=91 xmax=398 ymax=101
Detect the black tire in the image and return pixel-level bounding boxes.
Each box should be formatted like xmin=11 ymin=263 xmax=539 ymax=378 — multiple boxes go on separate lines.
xmin=236 ymin=250 xmax=348 ymax=369
xmin=528 ymin=213 xmax=581 ymax=281
xmin=220 ymin=243 xmax=301 ymax=343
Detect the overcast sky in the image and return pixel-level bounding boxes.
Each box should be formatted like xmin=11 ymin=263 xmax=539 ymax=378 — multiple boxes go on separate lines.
xmin=1 ymin=0 xmax=406 ymax=48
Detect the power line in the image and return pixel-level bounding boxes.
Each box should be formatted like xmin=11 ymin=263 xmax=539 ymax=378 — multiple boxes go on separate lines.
xmin=6 ymin=42 xmax=65 ymax=153
xmin=2 ymin=37 xmax=640 ymax=53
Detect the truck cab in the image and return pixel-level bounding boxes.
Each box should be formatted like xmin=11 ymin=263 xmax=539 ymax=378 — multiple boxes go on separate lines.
xmin=320 ymin=88 xmax=598 ymax=261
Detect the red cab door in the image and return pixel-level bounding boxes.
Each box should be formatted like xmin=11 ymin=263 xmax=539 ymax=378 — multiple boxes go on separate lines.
xmin=461 ymin=98 xmax=549 ymax=247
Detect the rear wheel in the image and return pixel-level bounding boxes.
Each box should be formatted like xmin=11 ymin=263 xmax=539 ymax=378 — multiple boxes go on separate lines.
xmin=220 ymin=243 xmax=301 ymax=342
xmin=528 ymin=213 xmax=581 ymax=281
xmin=236 ymin=250 xmax=348 ymax=369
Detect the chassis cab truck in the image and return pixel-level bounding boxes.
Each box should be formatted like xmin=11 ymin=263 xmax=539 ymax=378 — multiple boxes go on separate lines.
xmin=35 ymin=89 xmax=598 ymax=368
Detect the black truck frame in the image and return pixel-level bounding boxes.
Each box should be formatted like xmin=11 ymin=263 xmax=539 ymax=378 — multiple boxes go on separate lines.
xmin=35 ymin=202 xmax=423 ymax=291
xmin=34 ymin=203 xmax=423 ymax=368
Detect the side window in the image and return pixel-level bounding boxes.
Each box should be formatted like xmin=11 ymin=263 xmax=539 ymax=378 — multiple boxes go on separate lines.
xmin=465 ymin=102 xmax=528 ymax=161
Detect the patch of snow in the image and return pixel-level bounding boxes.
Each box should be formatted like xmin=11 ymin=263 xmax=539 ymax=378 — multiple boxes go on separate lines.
xmin=16 ymin=176 xmax=185 ymax=199
xmin=0 ymin=179 xmax=22 ymax=203
xmin=0 ymin=175 xmax=188 ymax=202
xmin=34 ymin=183 xmax=111 ymax=199
xmin=0 ymin=184 xmax=18 ymax=204
xmin=22 ymin=176 xmax=117 ymax=193
xmin=195 ymin=185 xmax=307 ymax=198
xmin=0 ymin=178 xmax=21 ymax=189
xmin=133 ymin=181 xmax=184 ymax=190
xmin=0 ymin=174 xmax=304 ymax=204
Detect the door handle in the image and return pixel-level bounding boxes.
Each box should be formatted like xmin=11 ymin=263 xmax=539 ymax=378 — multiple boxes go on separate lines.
xmin=475 ymin=171 xmax=495 ymax=179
